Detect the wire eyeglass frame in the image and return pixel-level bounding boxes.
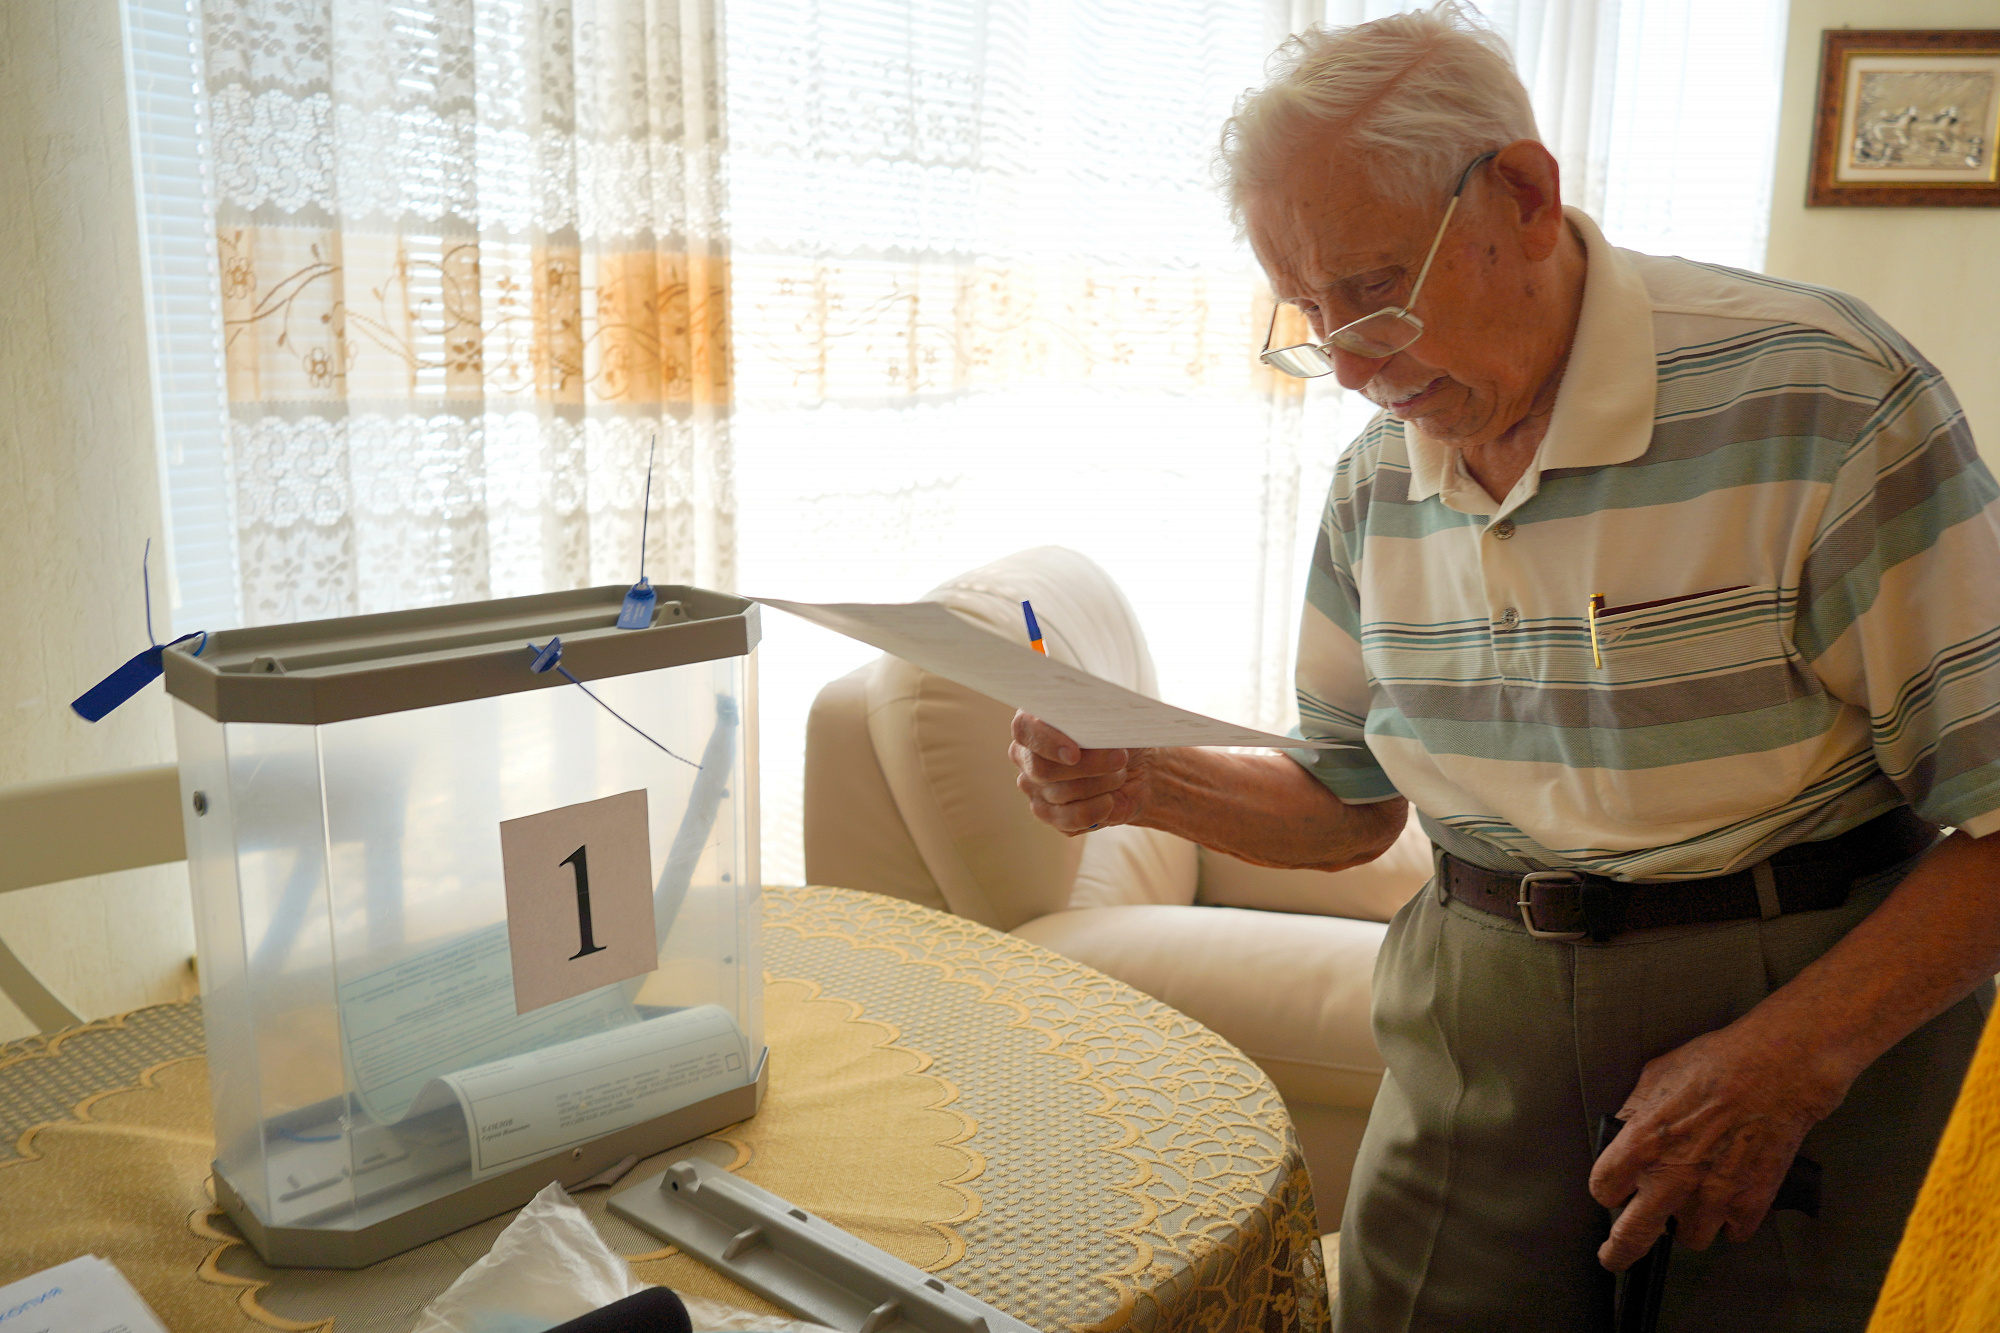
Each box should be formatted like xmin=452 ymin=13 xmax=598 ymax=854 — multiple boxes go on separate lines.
xmin=1258 ymin=150 xmax=1500 ymax=378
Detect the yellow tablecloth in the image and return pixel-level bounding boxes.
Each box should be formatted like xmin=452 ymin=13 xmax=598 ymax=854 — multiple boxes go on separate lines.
xmin=0 ymin=886 xmax=1326 ymax=1333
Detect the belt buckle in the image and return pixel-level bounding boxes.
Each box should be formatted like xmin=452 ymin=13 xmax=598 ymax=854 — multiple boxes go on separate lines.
xmin=1517 ymin=870 xmax=1588 ymax=941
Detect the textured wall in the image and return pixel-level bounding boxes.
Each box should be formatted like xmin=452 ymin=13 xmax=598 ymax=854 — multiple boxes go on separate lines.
xmin=0 ymin=0 xmax=197 ymax=1039
xmin=1765 ymin=0 xmax=2000 ymax=469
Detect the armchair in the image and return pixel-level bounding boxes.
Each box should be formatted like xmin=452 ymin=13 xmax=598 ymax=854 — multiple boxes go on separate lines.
xmin=802 ymin=546 xmax=1431 ymax=1226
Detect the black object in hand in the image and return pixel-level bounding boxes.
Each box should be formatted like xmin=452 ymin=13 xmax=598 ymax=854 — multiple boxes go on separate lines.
xmin=1594 ymin=1115 xmax=1821 ymax=1333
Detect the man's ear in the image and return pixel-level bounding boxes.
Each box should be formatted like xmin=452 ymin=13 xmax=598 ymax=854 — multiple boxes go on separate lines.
xmin=1490 ymin=139 xmax=1564 ymax=261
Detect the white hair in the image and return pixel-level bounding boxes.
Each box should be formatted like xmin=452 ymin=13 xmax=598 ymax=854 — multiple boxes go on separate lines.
xmin=1218 ymin=2 xmax=1541 ymax=223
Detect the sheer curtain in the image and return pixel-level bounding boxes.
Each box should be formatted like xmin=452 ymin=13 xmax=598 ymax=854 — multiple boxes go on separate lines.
xmin=724 ymin=1 xmax=1311 ymax=880
xmin=197 ymin=0 xmax=732 ymax=627
xmin=135 ymin=0 xmax=1788 ymax=884
xmin=727 ymin=0 xmax=1789 ymax=883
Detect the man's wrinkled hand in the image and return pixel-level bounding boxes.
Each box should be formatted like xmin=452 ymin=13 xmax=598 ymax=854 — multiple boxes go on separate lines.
xmin=1009 ymin=711 xmax=1153 ymax=835
xmin=1589 ymin=1020 xmax=1852 ymax=1271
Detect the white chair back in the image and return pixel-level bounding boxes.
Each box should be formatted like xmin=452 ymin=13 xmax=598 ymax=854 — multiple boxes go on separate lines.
xmin=0 ymin=764 xmax=185 ymax=1030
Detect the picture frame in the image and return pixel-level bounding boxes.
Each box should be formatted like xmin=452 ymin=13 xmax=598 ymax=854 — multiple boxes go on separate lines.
xmin=1809 ymin=29 xmax=2000 ymax=207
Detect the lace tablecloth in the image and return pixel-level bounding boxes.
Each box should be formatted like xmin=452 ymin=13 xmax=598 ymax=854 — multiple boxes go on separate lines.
xmin=0 ymin=886 xmax=1327 ymax=1333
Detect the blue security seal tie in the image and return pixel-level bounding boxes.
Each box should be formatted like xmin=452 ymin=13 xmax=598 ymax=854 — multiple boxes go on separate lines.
xmin=71 ymin=541 xmax=207 ymax=722
xmin=525 ymin=638 xmax=700 ymax=769
xmin=529 ymin=637 xmax=565 ymax=674
xmin=617 ymin=578 xmax=657 ymax=631
xmin=617 ymin=433 xmax=661 ymax=631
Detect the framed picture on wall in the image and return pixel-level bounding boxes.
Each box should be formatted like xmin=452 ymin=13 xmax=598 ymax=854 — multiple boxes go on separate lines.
xmin=1810 ymin=29 xmax=2000 ymax=207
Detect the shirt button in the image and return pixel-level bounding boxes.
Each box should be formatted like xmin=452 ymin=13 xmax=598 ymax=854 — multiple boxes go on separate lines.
xmin=1498 ymin=607 xmax=1520 ymax=630
xmin=1490 ymin=518 xmax=1515 ymax=539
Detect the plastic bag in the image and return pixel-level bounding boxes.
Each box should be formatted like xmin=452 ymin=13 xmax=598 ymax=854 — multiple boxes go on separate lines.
xmin=411 ymin=1182 xmax=824 ymax=1333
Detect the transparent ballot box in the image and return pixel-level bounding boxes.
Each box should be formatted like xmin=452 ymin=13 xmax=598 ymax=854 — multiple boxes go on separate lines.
xmin=163 ymin=586 xmax=763 ymax=1268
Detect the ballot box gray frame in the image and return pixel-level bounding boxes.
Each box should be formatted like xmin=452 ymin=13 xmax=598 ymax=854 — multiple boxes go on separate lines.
xmin=216 ymin=1049 xmax=768 ymax=1269
xmin=609 ymin=1158 xmax=1042 ymax=1333
xmin=164 ymin=584 xmax=760 ymax=724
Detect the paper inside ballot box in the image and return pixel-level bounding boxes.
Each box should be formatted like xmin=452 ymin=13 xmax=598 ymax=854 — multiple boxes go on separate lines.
xmin=752 ymin=597 xmax=1355 ymax=751
xmin=335 ymin=921 xmax=747 ymax=1181
xmin=401 ymin=1004 xmax=748 ymax=1180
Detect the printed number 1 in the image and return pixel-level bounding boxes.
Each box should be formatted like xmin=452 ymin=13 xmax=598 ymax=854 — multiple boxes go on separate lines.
xmin=561 ymin=845 xmax=607 ymax=960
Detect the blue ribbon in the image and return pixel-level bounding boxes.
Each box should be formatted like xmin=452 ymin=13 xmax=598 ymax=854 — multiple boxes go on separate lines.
xmin=71 ymin=542 xmax=206 ymax=723
xmin=72 ymin=633 xmax=208 ymax=722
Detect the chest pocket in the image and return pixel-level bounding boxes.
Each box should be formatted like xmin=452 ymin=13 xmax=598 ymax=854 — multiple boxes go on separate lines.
xmin=1591 ymin=585 xmax=1797 ymax=717
xmin=1587 ymin=584 xmax=1820 ymax=827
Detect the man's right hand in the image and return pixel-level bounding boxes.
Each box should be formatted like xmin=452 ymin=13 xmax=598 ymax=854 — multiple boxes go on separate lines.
xmin=1009 ymin=711 xmax=1155 ymax=835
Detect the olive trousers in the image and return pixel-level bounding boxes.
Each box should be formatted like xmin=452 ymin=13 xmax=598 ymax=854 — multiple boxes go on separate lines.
xmin=1334 ymin=848 xmax=1990 ymax=1332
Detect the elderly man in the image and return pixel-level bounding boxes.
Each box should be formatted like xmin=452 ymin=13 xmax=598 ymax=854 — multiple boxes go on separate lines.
xmin=1009 ymin=6 xmax=2000 ymax=1330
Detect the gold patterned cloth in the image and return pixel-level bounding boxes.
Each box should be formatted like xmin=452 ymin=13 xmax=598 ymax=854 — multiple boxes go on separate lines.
xmin=1866 ymin=1000 xmax=2000 ymax=1331
xmin=0 ymin=886 xmax=1327 ymax=1333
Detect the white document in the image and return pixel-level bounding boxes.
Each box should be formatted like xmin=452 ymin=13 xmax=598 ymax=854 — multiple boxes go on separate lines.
xmin=339 ymin=922 xmax=639 ymax=1124
xmin=753 ymin=597 xmax=1353 ymax=750
xmin=0 ymin=1255 xmax=169 ymax=1333
xmin=404 ymin=1004 xmax=749 ymax=1180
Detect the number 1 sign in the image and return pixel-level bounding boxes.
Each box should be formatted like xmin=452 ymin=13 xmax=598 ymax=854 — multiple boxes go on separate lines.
xmin=499 ymin=790 xmax=659 ymax=1014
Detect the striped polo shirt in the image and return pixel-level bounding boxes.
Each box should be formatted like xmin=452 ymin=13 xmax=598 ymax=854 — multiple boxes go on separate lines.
xmin=1295 ymin=208 xmax=2000 ymax=880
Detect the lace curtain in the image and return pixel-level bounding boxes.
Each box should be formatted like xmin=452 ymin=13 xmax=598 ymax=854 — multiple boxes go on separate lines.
xmin=153 ymin=0 xmax=1783 ymax=881
xmin=203 ymin=0 xmax=731 ymax=626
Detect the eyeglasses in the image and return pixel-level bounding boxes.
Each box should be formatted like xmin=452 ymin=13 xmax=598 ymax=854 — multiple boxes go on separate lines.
xmin=1259 ymin=150 xmax=1499 ymax=378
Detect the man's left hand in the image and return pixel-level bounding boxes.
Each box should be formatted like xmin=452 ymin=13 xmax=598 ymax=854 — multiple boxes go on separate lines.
xmin=1588 ymin=1017 xmax=1851 ymax=1270
xmin=1587 ymin=831 xmax=2000 ymax=1272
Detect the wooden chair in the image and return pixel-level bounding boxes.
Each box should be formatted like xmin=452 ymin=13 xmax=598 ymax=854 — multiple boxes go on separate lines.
xmin=0 ymin=765 xmax=185 ymax=1031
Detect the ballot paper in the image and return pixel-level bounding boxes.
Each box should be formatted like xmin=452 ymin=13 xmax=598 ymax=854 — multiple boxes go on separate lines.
xmin=405 ymin=1004 xmax=749 ymax=1180
xmin=338 ymin=921 xmax=639 ymax=1125
xmin=0 ymin=1255 xmax=169 ymax=1333
xmin=334 ymin=919 xmax=750 ymax=1181
xmin=753 ymin=597 xmax=1354 ymax=751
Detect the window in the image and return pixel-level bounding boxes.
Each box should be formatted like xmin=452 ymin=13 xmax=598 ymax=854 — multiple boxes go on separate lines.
xmin=130 ymin=0 xmax=1790 ymax=883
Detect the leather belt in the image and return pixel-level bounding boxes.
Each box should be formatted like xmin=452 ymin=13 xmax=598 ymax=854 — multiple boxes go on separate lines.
xmin=1440 ymin=807 xmax=1938 ymax=942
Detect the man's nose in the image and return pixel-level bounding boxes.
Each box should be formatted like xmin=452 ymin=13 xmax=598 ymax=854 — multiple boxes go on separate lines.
xmin=1331 ymin=345 xmax=1389 ymax=391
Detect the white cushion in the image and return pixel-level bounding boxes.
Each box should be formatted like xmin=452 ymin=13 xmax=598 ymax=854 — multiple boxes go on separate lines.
xmin=1069 ymin=824 xmax=1199 ymax=909
xmin=1197 ymin=812 xmax=1432 ymax=923
xmin=1013 ymin=904 xmax=1387 ymax=1110
xmin=862 ymin=547 xmax=1163 ymax=932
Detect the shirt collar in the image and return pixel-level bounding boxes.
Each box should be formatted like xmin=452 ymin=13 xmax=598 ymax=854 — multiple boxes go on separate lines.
xmin=1403 ymin=207 xmax=1657 ymax=511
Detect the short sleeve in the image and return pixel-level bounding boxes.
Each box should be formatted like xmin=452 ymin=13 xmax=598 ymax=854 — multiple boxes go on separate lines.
xmin=1294 ymin=469 xmax=1399 ymax=803
xmin=1796 ymin=360 xmax=2000 ymax=837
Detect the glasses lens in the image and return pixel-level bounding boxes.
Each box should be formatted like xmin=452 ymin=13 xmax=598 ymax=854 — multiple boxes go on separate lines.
xmin=1329 ymin=310 xmax=1423 ymax=360
xmin=1260 ymin=343 xmax=1337 ymax=378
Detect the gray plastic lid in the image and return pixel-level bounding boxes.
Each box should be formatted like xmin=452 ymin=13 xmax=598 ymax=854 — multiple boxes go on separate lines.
xmin=163 ymin=584 xmax=758 ymax=725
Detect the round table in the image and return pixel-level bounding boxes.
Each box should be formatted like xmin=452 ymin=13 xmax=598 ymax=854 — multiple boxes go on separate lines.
xmin=0 ymin=886 xmax=1328 ymax=1333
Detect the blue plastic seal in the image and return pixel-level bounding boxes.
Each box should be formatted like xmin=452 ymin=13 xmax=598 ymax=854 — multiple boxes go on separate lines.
xmin=617 ymin=579 xmax=657 ymax=631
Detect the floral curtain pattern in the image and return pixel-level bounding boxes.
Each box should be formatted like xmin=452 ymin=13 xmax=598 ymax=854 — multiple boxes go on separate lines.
xmin=202 ymin=0 xmax=731 ymax=626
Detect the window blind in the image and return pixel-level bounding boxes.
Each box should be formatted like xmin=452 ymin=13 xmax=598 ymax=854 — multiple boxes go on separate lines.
xmin=122 ymin=0 xmax=238 ymax=635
